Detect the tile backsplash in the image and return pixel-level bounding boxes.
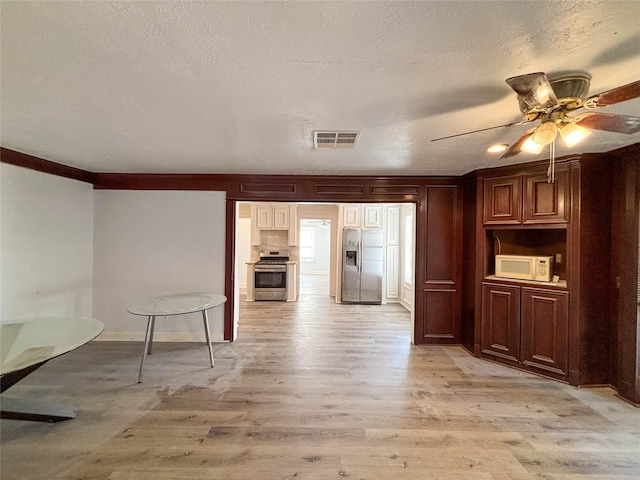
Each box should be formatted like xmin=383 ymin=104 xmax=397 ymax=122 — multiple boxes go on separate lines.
xmin=251 ymin=230 xmax=298 ymax=262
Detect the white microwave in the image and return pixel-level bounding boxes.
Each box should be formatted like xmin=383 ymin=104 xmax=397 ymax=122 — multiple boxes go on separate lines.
xmin=495 ymin=255 xmax=553 ymax=282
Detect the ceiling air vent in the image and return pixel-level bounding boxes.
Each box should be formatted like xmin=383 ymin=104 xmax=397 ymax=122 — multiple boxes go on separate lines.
xmin=313 ymin=131 xmax=360 ymax=149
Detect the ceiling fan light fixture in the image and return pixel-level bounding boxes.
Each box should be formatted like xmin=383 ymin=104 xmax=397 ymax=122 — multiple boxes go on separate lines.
xmin=487 ymin=143 xmax=508 ymax=153
xmin=531 ymin=121 xmax=558 ymax=145
xmin=521 ymin=136 xmax=544 ymax=154
xmin=560 ymin=122 xmax=591 ymax=147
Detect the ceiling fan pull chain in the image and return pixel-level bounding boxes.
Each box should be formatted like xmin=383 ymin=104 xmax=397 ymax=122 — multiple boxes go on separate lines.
xmin=547 ymin=141 xmax=556 ymax=183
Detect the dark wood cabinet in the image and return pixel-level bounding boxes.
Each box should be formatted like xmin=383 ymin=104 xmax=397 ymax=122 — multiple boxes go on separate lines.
xmin=523 ymin=169 xmax=569 ymax=224
xmin=520 ymin=287 xmax=568 ymax=376
xmin=481 ymin=283 xmax=520 ymax=363
xmin=483 ymin=176 xmax=521 ymax=225
xmin=484 ymin=168 xmax=569 ymax=226
xmin=481 ymin=281 xmax=569 ymax=380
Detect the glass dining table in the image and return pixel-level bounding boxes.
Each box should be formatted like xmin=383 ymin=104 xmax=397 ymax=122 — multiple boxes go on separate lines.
xmin=127 ymin=292 xmax=227 ymax=382
xmin=1 ymin=316 xmax=104 ymax=422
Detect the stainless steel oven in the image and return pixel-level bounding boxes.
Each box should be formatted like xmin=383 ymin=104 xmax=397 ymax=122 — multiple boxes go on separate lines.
xmin=254 ymin=250 xmax=289 ymax=301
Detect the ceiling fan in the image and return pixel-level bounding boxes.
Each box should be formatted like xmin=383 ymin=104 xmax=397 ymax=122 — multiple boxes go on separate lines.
xmin=431 ymin=72 xmax=640 ymax=160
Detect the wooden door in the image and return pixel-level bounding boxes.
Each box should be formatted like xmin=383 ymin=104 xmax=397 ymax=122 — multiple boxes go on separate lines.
xmin=520 ymin=287 xmax=568 ymax=378
xmin=481 ymin=283 xmax=520 ymax=363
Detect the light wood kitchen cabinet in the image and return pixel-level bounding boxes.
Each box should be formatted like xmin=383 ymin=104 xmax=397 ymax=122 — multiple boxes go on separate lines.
xmin=341 ymin=204 xmax=383 ymax=229
xmin=363 ymin=204 xmax=382 ymax=228
xmin=342 ymin=205 xmax=361 ymax=227
xmin=286 ymin=262 xmax=298 ymax=302
xmin=250 ymin=203 xmax=298 ymax=246
xmin=255 ymin=204 xmax=274 ymax=229
xmin=273 ymin=205 xmax=290 ymax=230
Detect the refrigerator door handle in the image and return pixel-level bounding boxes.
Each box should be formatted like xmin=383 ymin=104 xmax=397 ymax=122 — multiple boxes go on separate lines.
xmin=358 ymin=241 xmax=362 ymax=273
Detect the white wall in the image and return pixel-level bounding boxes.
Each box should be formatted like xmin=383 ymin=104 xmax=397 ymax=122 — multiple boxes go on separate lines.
xmin=299 ymin=221 xmax=331 ymax=274
xmin=93 ymin=190 xmax=227 ymax=341
xmin=1 ymin=164 xmax=94 ymax=320
xmin=400 ymin=204 xmax=415 ymax=311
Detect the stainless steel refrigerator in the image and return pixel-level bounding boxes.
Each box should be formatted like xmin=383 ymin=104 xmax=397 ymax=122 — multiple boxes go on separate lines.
xmin=341 ymin=228 xmax=383 ymax=304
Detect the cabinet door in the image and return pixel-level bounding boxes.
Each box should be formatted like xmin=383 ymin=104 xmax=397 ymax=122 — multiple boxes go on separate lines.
xmin=255 ymin=205 xmax=273 ymax=229
xmin=273 ymin=205 xmax=289 ymax=230
xmin=483 ymin=176 xmax=522 ymax=225
xmin=520 ymin=288 xmax=568 ymax=377
xmin=343 ymin=205 xmax=361 ymax=227
xmin=481 ymin=283 xmax=520 ymax=363
xmin=523 ymin=168 xmax=569 ymax=224
xmin=363 ymin=204 xmax=383 ymax=228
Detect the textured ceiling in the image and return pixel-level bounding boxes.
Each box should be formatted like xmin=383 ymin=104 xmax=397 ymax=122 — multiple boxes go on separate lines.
xmin=1 ymin=1 xmax=639 ymax=176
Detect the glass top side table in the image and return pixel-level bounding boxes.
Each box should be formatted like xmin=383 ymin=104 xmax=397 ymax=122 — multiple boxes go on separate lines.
xmin=128 ymin=292 xmax=227 ymax=382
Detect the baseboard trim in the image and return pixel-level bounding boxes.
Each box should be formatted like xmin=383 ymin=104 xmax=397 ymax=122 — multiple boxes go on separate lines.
xmin=96 ymin=331 xmax=226 ymax=343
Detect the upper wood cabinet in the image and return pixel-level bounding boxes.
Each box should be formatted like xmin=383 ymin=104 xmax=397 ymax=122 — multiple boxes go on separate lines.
xmin=254 ymin=204 xmax=274 ymax=229
xmin=273 ymin=205 xmax=290 ymax=230
xmin=363 ymin=204 xmax=383 ymax=228
xmin=341 ymin=204 xmax=383 ymax=229
xmin=523 ymin=169 xmax=569 ymax=224
xmin=250 ymin=203 xmax=298 ymax=246
xmin=483 ymin=167 xmax=569 ymax=226
xmin=342 ymin=205 xmax=361 ymax=227
xmin=483 ymin=176 xmax=522 ymax=225
xmin=254 ymin=203 xmax=292 ymax=230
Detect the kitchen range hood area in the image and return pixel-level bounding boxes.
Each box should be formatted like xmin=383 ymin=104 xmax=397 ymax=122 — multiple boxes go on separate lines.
xmin=237 ymin=202 xmax=415 ymax=310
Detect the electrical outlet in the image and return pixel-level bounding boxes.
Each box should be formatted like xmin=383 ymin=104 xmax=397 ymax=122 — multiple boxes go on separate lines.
xmin=555 ymin=253 xmax=562 ymax=263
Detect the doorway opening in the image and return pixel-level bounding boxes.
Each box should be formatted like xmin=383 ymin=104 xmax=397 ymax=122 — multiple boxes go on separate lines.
xmin=233 ymin=201 xmax=416 ymax=343
xmin=299 ymin=219 xmax=331 ymax=296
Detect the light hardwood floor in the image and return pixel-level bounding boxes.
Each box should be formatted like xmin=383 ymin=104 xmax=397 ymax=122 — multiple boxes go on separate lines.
xmin=1 ymin=290 xmax=639 ymax=479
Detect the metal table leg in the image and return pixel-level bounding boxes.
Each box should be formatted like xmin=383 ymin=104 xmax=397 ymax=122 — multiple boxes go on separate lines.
xmin=138 ymin=315 xmax=155 ymax=383
xmin=202 ymin=309 xmax=215 ymax=367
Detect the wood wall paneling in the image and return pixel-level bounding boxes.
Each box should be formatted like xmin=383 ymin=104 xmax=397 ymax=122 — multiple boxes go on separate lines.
xmin=422 ymin=289 xmax=457 ymax=340
xmin=425 ymin=187 xmax=457 ymax=283
xmin=611 ymin=149 xmax=640 ymax=405
xmin=224 ymin=200 xmax=236 ymax=341
xmin=571 ymin=157 xmax=613 ymax=386
xmin=461 ymin=172 xmax=478 ymax=354
xmin=420 ymin=185 xmax=461 ymax=343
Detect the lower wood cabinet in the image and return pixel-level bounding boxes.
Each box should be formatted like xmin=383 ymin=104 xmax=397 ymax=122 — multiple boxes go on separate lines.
xmin=481 ymin=282 xmax=568 ymax=380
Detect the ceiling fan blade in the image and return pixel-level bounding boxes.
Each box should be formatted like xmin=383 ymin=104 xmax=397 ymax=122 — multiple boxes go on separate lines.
xmin=430 ymin=121 xmax=527 ymax=142
xmin=584 ymin=80 xmax=640 ymax=108
xmin=574 ymin=112 xmax=640 ymax=134
xmin=505 ymin=72 xmax=559 ymax=110
xmin=500 ymin=130 xmax=536 ymax=159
